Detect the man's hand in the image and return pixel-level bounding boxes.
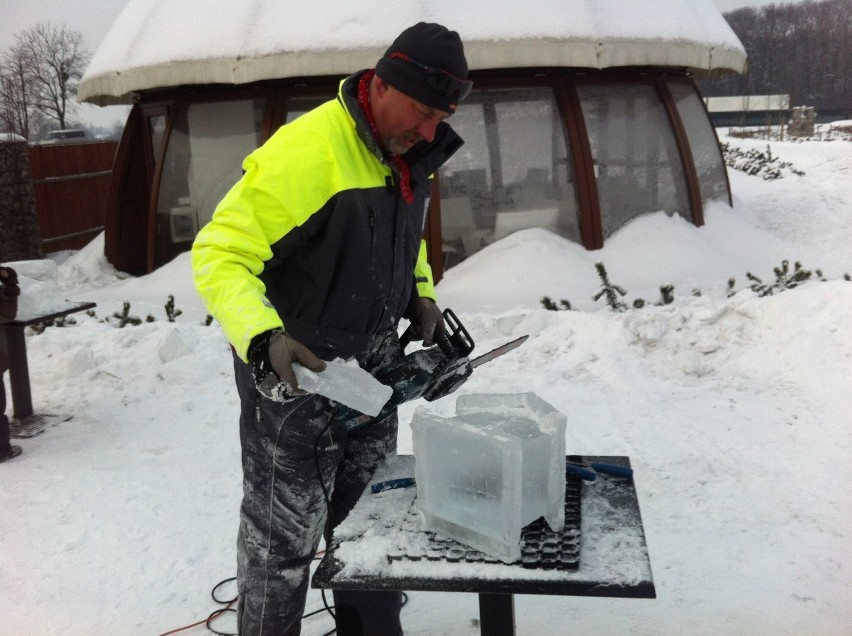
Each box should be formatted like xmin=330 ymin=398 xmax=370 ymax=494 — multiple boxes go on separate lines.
xmin=249 ymin=330 xmax=326 ymax=401
xmin=405 ymin=297 xmax=445 ymax=347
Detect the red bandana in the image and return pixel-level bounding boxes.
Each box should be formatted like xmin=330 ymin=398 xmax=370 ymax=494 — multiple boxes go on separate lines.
xmin=358 ymin=69 xmax=414 ymax=204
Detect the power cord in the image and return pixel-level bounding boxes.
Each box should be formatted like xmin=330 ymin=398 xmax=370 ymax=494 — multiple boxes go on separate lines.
xmin=311 ymin=414 xmax=409 ymax=633
xmin=159 ymin=554 xmax=337 ymax=636
xmin=156 ymin=577 xmax=237 ymax=636
xmin=157 ymin=416 xmax=339 ymax=636
xmin=161 ymin=410 xmax=409 ymax=636
xmin=205 ymin=578 xmax=238 ymax=635
xmin=310 ymin=415 xmax=409 ymax=630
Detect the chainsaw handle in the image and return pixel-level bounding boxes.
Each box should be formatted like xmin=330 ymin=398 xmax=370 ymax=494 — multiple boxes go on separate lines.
xmin=434 ymin=326 xmax=455 ymax=358
xmin=399 ymin=307 xmax=473 ymax=358
xmin=399 ymin=323 xmax=451 ymax=354
xmin=442 ymin=308 xmax=474 ymax=357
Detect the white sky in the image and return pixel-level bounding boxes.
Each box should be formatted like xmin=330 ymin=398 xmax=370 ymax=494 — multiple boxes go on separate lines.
xmin=0 ymin=0 xmax=126 ymax=52
xmin=0 ymin=0 xmax=802 ymax=54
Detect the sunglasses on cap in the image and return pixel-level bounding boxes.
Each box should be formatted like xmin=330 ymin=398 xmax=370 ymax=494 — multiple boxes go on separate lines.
xmin=390 ymin=52 xmax=473 ymax=102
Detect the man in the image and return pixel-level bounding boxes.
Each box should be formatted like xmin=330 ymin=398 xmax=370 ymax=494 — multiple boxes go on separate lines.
xmin=192 ymin=22 xmax=471 ymax=635
xmin=0 ymin=266 xmax=23 ymax=463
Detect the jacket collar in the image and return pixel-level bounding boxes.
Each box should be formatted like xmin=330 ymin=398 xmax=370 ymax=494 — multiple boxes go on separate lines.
xmin=338 ymin=70 xmax=464 ymax=179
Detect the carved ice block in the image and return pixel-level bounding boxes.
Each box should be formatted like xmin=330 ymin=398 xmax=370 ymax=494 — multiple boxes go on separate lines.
xmin=411 ymin=392 xmax=566 ymax=563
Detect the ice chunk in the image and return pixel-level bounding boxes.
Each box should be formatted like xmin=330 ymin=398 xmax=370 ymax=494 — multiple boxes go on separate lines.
xmin=157 ymin=327 xmax=198 ymax=363
xmin=412 ymin=392 xmax=566 ymax=563
xmin=65 ymin=346 xmax=96 ymax=377
xmin=294 ymin=358 xmax=392 ymax=417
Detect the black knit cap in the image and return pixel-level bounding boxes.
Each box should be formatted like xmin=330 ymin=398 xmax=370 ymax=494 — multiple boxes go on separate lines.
xmin=375 ymin=22 xmax=470 ymax=113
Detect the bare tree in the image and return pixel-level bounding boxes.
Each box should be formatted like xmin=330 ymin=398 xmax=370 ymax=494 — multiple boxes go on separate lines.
xmin=699 ymin=0 xmax=851 ymax=115
xmin=12 ymin=22 xmax=90 ymax=132
xmin=0 ymin=41 xmax=38 ymax=139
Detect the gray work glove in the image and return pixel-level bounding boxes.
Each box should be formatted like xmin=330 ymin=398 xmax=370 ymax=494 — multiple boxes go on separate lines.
xmin=249 ymin=329 xmax=326 ymax=401
xmin=404 ymin=297 xmax=445 ymax=347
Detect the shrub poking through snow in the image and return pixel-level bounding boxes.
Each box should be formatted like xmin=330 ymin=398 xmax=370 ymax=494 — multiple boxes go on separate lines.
xmin=540 ymin=260 xmax=842 ymax=312
xmin=720 ymin=143 xmax=805 ymax=180
xmin=746 ymin=260 xmax=824 ymax=296
xmin=593 ymin=262 xmax=629 ymax=312
xmin=164 ymin=295 xmax=182 ymax=322
xmin=110 ymin=302 xmax=143 ymax=327
xmin=541 ymin=296 xmax=572 ymax=311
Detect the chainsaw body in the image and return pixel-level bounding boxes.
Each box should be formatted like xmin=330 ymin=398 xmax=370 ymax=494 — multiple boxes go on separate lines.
xmin=334 ymin=309 xmax=475 ymax=430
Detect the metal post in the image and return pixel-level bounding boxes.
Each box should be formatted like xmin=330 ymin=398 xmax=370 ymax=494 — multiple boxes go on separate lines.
xmin=4 ymin=325 xmax=33 ymax=419
xmin=478 ymin=593 xmax=515 ymax=636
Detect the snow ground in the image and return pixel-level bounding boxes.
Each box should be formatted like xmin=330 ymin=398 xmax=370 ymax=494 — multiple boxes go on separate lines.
xmin=1 ymin=128 xmax=850 ymax=635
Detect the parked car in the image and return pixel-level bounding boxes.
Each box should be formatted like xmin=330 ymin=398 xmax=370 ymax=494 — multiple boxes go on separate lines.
xmin=38 ymin=129 xmax=88 ymax=144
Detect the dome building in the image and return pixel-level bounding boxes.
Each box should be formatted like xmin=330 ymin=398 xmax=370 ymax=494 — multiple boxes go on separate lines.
xmin=79 ymin=0 xmax=747 ymax=278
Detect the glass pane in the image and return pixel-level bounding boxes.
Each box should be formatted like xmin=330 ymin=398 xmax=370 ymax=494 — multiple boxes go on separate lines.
xmin=439 ymin=87 xmax=580 ymax=268
xmin=285 ymin=96 xmax=329 ymax=124
xmin=667 ymin=81 xmax=729 ymax=207
xmin=155 ymin=98 xmax=265 ymax=264
xmin=577 ymin=82 xmax=691 ymax=237
xmin=147 ymin=114 xmax=166 ymax=168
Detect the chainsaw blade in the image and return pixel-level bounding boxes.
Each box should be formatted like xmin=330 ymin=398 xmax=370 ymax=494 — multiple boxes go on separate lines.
xmin=470 ymin=335 xmax=529 ymax=369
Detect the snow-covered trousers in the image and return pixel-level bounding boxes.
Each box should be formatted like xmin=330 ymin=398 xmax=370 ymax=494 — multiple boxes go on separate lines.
xmin=233 ymin=328 xmax=404 ymax=636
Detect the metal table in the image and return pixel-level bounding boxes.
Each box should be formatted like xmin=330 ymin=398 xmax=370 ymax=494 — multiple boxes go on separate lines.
xmin=3 ymin=301 xmax=96 ymax=437
xmin=313 ymin=454 xmax=655 ymax=635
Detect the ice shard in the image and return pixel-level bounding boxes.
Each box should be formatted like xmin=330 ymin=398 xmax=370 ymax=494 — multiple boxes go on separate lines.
xmin=294 ymin=358 xmax=392 ymax=416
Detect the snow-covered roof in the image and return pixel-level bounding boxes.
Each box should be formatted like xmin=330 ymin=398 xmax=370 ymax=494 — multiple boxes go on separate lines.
xmin=0 ymin=132 xmax=28 ymax=143
xmin=79 ymin=0 xmax=747 ymax=106
xmin=705 ymin=95 xmax=791 ymax=113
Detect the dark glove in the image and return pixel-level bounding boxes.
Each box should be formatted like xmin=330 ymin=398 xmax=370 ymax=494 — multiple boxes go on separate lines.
xmin=0 ymin=266 xmax=20 ymax=297
xmin=249 ymin=329 xmax=326 ymax=401
xmin=404 ymin=297 xmax=445 ymax=347
xmin=0 ymin=267 xmax=19 ymax=322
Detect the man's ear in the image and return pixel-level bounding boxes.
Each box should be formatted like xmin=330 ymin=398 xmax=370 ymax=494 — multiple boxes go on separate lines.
xmin=372 ymin=74 xmax=391 ymax=98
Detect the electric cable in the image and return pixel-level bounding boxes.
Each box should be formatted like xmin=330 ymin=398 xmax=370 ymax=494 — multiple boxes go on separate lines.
xmin=157 ymin=419 xmax=338 ymax=636
xmin=311 ymin=410 xmax=410 ymax=634
xmin=163 ymin=405 xmax=413 ymax=636
xmin=205 ymin=577 xmax=238 ymax=635
xmin=156 ymin=576 xmax=237 ymax=636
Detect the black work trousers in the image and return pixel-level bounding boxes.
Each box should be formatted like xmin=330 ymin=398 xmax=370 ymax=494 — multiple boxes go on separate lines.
xmin=233 ymin=328 xmax=404 ymax=636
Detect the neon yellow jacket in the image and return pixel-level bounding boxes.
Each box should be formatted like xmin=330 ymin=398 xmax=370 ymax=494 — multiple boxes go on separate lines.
xmin=192 ymin=72 xmax=463 ymax=361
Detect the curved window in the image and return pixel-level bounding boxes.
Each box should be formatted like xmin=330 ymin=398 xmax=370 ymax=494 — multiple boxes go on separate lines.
xmin=577 ymin=83 xmax=691 ymax=237
xmin=667 ymin=81 xmax=730 ymax=207
xmin=154 ymin=98 xmax=265 ymax=265
xmin=438 ymin=87 xmax=580 ymax=266
xmin=121 ymin=74 xmax=732 ymax=275
xmin=147 ymin=113 xmax=166 ymax=169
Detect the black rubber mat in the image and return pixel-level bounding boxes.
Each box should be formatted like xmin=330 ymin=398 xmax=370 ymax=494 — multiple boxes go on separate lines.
xmin=387 ymin=472 xmax=582 ymax=569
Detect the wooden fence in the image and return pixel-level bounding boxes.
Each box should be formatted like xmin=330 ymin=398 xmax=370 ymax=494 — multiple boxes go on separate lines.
xmin=28 ymin=140 xmax=119 ymax=253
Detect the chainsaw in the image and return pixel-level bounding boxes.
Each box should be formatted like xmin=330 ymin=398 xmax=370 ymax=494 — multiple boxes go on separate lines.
xmin=334 ymin=308 xmax=528 ymax=431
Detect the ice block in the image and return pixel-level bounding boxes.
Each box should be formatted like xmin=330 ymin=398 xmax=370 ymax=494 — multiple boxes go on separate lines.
xmin=294 ymin=358 xmax=392 ymax=416
xmin=411 ymin=392 xmax=567 ymax=563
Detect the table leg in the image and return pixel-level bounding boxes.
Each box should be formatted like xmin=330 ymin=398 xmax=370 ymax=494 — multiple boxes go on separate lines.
xmin=478 ymin=593 xmax=515 ymax=636
xmin=4 ymin=325 xmax=33 ymax=419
